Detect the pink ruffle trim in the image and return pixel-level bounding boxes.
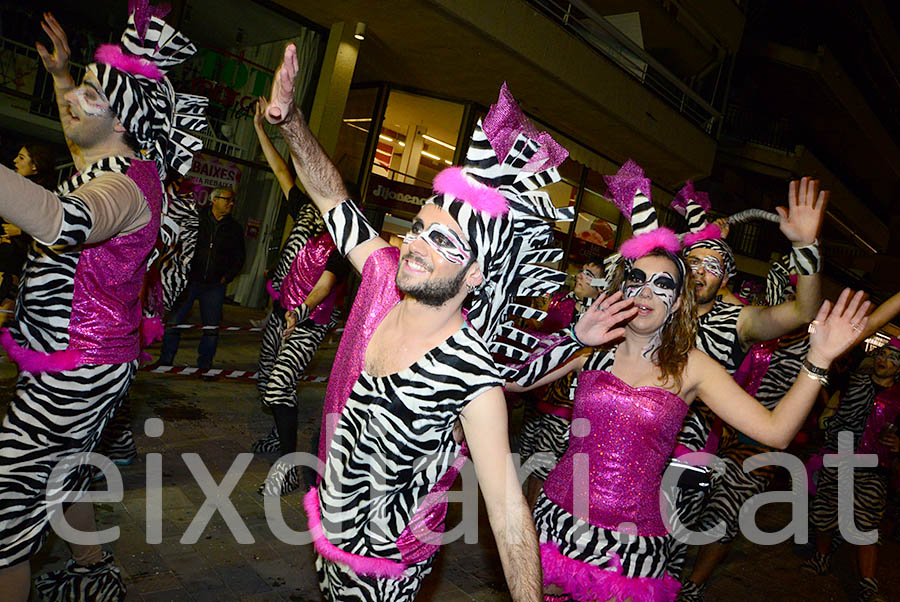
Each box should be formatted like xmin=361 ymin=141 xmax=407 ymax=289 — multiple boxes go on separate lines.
xmin=303 ymin=488 xmax=408 ymax=579
xmin=541 ymin=543 xmax=680 ymax=602
xmin=682 ymin=223 xmax=722 ymax=247
xmin=433 ymin=167 xmax=509 ymax=216
xmin=140 ymin=315 xmax=165 ymax=347
xmin=94 ymin=44 xmax=164 ymax=80
xmin=670 ymin=180 xmax=710 ymax=214
xmin=620 ymin=227 xmax=681 ymax=259
xmin=0 ymin=329 xmax=84 ymax=373
xmin=266 ymin=279 xmax=280 ymax=301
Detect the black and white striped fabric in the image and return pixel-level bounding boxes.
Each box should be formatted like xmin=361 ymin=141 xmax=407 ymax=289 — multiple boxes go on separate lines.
xmin=315 ymin=553 xmax=433 ymax=602
xmin=789 ymin=241 xmax=821 ymax=276
xmin=257 ymin=309 xmax=287 ymax=399
xmin=13 ymin=158 xmax=135 ymax=354
xmin=157 ymin=182 xmax=199 ymax=310
xmin=90 ymin=14 xmax=207 ymax=179
xmin=810 ymin=466 xmax=887 ymax=535
xmin=324 ymin=200 xmax=379 ymax=259
xmin=534 ymin=493 xmax=672 ymax=580
xmin=823 ymin=371 xmax=878 ymax=453
xmin=684 ymin=238 xmax=736 ymax=280
xmin=271 ymin=203 xmax=325 ymax=289
xmin=263 ymin=317 xmax=334 ymax=408
xmin=0 ymin=361 xmax=135 ymax=566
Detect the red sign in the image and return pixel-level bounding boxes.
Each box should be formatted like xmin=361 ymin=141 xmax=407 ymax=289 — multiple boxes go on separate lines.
xmin=366 ymin=173 xmax=432 ymax=214
xmin=245 ymin=218 xmax=261 ymax=239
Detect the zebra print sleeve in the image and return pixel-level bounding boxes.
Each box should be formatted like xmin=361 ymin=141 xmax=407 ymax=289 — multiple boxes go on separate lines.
xmin=504 ymin=331 xmax=584 ymax=387
xmin=324 ymin=199 xmax=379 ymax=257
xmin=789 ymin=241 xmax=821 ymax=275
xmin=41 ymin=196 xmax=94 ymax=247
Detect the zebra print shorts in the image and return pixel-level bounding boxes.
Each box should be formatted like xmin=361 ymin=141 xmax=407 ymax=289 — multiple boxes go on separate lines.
xmin=0 ymin=361 xmax=136 ymax=567
xmin=810 ymin=466 xmax=887 ymax=536
xmin=315 ymin=552 xmax=433 ymax=601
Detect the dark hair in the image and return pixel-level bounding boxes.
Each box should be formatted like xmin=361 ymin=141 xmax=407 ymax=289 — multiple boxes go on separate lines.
xmin=21 ymin=143 xmax=57 ymax=190
xmin=122 ymin=131 xmax=142 ymax=155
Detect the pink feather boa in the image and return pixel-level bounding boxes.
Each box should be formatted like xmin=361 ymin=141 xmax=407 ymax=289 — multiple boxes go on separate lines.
xmin=303 ymin=488 xmax=408 ymax=579
xmin=682 ymin=223 xmax=722 ymax=247
xmin=94 ymin=44 xmax=164 ymax=80
xmin=541 ymin=543 xmax=681 ymax=602
xmin=433 ymin=167 xmax=508 ymax=216
xmin=620 ymin=227 xmax=681 ymax=259
xmin=0 ymin=329 xmax=84 ymax=373
xmin=140 ymin=315 xmax=165 ymax=347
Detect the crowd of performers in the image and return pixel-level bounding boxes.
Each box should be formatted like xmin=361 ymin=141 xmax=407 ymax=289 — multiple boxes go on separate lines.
xmin=0 ymin=7 xmax=899 ymax=602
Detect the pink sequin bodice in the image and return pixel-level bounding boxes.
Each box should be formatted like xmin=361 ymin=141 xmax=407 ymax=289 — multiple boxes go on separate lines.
xmin=278 ymin=232 xmax=338 ymax=324
xmin=544 ymin=370 xmax=688 ymax=537
xmin=857 ymin=385 xmax=900 ymax=467
xmin=68 ymin=160 xmax=162 ymax=364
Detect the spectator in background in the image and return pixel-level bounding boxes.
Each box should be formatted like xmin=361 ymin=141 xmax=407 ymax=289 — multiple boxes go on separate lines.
xmin=159 ymin=187 xmax=245 ymax=370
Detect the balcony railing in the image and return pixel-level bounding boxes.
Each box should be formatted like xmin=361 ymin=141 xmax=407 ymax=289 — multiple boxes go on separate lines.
xmin=527 ymin=0 xmax=722 ymax=136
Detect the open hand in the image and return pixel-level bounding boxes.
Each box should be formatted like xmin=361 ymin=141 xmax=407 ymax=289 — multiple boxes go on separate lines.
xmin=266 ymin=44 xmax=299 ymax=125
xmin=777 ymin=177 xmax=828 ymax=246
xmin=35 ymin=13 xmax=71 ymax=79
xmin=807 ymin=288 xmax=871 ymax=366
xmin=282 ymin=310 xmax=297 ymax=341
xmin=572 ymin=291 xmax=637 ymax=347
xmin=254 ymin=98 xmax=268 ymax=129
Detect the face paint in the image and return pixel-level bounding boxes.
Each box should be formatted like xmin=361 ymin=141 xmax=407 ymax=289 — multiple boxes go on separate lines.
xmin=687 ymin=254 xmax=724 ymax=279
xmin=622 ymin=267 xmax=679 ymax=315
xmin=402 ymin=221 xmax=471 ymax=265
xmin=72 ymin=86 xmax=108 ymax=116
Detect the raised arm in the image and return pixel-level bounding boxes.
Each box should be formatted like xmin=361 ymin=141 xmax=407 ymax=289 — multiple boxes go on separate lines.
xmin=35 ymin=13 xmax=83 ymax=168
xmin=253 ymin=99 xmax=294 ymax=198
xmin=263 ymin=44 xmax=386 ymax=273
xmin=855 ymin=289 xmax=900 ymax=343
xmin=462 ymin=387 xmax=542 ymax=601
xmin=694 ymin=288 xmax=869 ymax=449
xmin=738 ymin=177 xmax=826 ymax=344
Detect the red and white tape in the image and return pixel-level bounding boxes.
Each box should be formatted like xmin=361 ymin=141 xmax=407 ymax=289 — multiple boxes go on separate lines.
xmin=139 ymin=364 xmax=329 ymax=383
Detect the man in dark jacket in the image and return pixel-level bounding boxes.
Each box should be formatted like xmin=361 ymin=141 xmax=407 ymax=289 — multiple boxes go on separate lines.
xmin=160 ymin=187 xmax=245 ymax=369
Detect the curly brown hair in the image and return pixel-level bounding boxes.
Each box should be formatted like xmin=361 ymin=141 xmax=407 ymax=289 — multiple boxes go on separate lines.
xmin=607 ymin=249 xmax=698 ymax=393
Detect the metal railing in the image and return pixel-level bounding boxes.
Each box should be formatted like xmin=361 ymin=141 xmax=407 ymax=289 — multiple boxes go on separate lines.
xmin=527 ymin=0 xmax=722 ymax=135
xmin=721 ymin=104 xmax=797 ymax=152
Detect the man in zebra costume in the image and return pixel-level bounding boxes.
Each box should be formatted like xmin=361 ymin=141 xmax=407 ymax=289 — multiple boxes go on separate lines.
xmin=0 ymin=11 xmax=206 ymax=602
xmin=670 ymin=178 xmax=827 ymax=601
xmin=803 ymin=338 xmax=900 ymax=602
xmin=250 ymin=99 xmax=349 ymax=496
xmin=263 ymin=45 xmax=572 ymax=600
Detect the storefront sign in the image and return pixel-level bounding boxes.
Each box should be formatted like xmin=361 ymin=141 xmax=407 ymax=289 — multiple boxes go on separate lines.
xmin=366 ymin=173 xmax=432 ymax=214
xmin=186 ymin=153 xmax=243 ymax=207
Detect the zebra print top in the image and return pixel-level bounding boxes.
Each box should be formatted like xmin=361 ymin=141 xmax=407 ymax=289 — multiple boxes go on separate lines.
xmin=157 ymin=185 xmax=199 ymax=310
xmin=270 ymin=187 xmax=324 ymax=290
xmin=696 ymin=299 xmax=745 ymax=374
xmin=824 ymin=371 xmax=883 ymax=453
xmin=754 ymin=332 xmax=809 ymax=410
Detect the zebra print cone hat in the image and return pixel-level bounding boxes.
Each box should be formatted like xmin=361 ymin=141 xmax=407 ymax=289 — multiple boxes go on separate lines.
xmin=427 ymin=83 xmax=574 ymax=365
xmin=88 ymin=6 xmax=208 ymax=179
xmin=671 ymin=180 xmax=736 ymax=279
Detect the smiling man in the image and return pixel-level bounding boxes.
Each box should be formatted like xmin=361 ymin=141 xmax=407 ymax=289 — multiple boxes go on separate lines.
xmin=0 ymin=12 xmax=206 ymax=602
xmin=262 ymin=45 xmax=576 ymax=601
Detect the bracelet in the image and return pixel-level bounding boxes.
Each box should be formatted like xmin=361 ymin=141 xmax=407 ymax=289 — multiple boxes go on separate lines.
xmin=790 ymin=240 xmax=821 ymax=276
xmin=802 ymin=366 xmax=829 ymax=387
xmin=568 ymin=325 xmax=588 ymax=347
xmin=802 ymin=358 xmax=828 ymax=376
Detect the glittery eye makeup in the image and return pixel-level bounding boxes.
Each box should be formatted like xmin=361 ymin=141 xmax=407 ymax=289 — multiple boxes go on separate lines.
xmin=402 ymin=222 xmax=471 ymax=265
xmin=72 ymin=86 xmax=108 ymax=116
xmin=687 ymin=255 xmax=724 ymax=279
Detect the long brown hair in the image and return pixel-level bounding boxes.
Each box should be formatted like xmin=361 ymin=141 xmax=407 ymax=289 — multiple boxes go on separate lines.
xmin=607 ymin=249 xmax=698 ymax=392
xmin=22 ymin=143 xmax=57 ymax=190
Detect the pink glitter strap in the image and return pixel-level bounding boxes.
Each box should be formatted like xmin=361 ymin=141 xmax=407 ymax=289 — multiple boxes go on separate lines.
xmin=303 ymin=488 xmax=409 ymax=579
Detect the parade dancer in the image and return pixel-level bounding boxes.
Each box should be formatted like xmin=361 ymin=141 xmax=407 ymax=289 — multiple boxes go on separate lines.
xmin=664 ymin=179 xmax=827 ymax=598
xmin=251 ymin=99 xmax=349 ymax=496
xmin=803 ymin=337 xmax=900 ymax=602
xmin=265 ymin=43 xmax=578 ymax=599
xmin=505 ymin=160 xmax=869 ymax=602
xmin=0 ymin=11 xmax=206 ymax=601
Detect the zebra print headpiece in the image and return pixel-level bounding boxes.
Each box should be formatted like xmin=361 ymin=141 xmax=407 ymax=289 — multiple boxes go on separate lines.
xmin=427 ymin=83 xmax=573 ymax=352
xmin=88 ymin=12 xmax=208 ymax=179
xmin=671 ymin=180 xmax=737 ymax=280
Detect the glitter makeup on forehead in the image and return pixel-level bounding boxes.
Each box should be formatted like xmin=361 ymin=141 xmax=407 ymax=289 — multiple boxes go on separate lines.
xmin=687 ymin=254 xmax=724 ymax=279
xmin=402 ymin=222 xmax=471 ymax=265
xmin=622 ymin=267 xmax=679 ymax=316
xmin=72 ymin=86 xmax=108 ymax=116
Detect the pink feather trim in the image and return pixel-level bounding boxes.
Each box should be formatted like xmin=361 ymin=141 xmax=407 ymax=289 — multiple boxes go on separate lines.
xmin=620 ymin=227 xmax=681 ymax=259
xmin=670 ymin=180 xmax=710 ymax=215
xmin=682 ymin=223 xmax=722 ymax=247
xmin=139 ymin=351 xmax=154 ymax=364
xmin=266 ymin=279 xmax=280 ymax=301
xmin=140 ymin=315 xmax=165 ymax=347
xmin=0 ymin=329 xmax=84 ymax=373
xmin=541 ymin=543 xmax=680 ymax=602
xmin=94 ymin=45 xmax=164 ymax=80
xmin=303 ymin=488 xmax=408 ymax=579
xmin=433 ymin=167 xmax=508 ymax=216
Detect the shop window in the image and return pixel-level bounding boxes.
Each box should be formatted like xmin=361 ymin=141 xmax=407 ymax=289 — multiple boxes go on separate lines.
xmin=334 ymin=87 xmax=380 ymax=191
xmin=565 ymin=168 xmax=620 ymax=267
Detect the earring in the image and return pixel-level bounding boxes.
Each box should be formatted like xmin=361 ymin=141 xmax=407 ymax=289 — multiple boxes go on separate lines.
xmin=466 ymin=284 xmax=477 ymax=294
